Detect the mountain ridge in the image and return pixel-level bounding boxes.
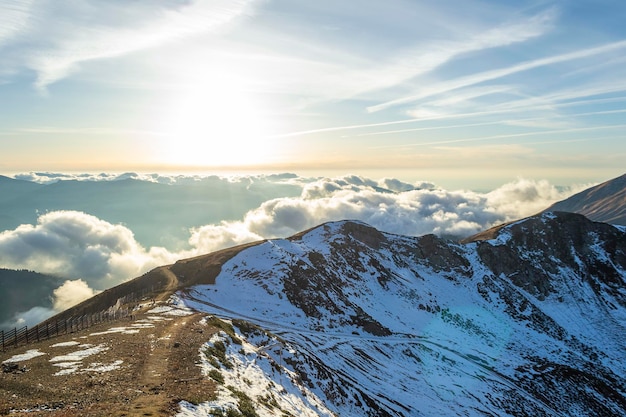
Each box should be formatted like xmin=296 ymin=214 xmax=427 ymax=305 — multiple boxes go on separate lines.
xmin=178 ymin=213 xmax=625 ymax=416
xmin=543 ymin=173 xmax=626 ymax=225
xmin=2 ymin=212 xmax=625 ymax=416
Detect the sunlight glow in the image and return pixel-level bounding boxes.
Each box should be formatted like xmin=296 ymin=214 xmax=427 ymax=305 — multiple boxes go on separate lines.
xmin=157 ymin=80 xmax=273 ymax=167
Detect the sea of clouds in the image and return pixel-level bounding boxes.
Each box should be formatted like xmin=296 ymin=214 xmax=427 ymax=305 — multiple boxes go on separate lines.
xmin=0 ymin=173 xmax=589 ymax=327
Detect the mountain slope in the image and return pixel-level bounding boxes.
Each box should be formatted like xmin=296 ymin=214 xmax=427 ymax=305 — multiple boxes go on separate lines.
xmin=179 ymin=213 xmax=626 ymax=416
xmin=2 ymin=213 xmax=624 ymax=416
xmin=543 ymin=173 xmax=626 ymax=225
xmin=0 ymin=269 xmax=65 ymax=329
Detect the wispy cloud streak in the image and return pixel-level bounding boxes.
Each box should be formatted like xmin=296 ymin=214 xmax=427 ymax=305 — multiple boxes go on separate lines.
xmin=371 ymin=123 xmax=626 ymax=149
xmin=0 ymin=1 xmax=33 ymax=45
xmin=0 ymin=0 xmax=258 ymax=90
xmin=355 ymin=109 xmax=626 ymax=138
xmin=367 ymin=40 xmax=626 ymax=113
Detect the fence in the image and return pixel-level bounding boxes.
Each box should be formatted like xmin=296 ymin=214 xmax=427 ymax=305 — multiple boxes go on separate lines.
xmin=1 ymin=286 xmax=155 ymax=352
xmin=1 ymin=308 xmax=131 ymax=351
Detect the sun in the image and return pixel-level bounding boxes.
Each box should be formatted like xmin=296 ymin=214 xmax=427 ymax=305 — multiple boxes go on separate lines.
xmin=156 ymin=80 xmax=273 ymax=168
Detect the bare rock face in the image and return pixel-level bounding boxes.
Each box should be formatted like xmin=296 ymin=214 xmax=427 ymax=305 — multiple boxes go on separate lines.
xmin=474 ymin=212 xmax=626 ymax=302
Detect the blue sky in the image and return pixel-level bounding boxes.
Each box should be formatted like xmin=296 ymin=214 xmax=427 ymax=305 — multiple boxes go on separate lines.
xmin=1 ymin=0 xmax=625 ymax=189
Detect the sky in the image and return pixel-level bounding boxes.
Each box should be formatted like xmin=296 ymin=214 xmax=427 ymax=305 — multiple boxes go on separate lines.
xmin=0 ymin=0 xmax=625 ymax=190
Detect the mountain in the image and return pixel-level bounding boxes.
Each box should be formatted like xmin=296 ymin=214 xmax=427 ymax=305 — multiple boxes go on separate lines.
xmin=0 ymin=269 xmax=65 ymax=329
xmin=543 ymin=173 xmax=626 ymax=225
xmin=2 ymin=213 xmax=625 ymax=416
xmin=176 ymin=213 xmax=626 ymax=416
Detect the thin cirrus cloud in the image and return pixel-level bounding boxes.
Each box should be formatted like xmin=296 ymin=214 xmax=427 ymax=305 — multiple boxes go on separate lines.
xmin=368 ymin=122 xmax=626 ymax=149
xmin=275 ymin=89 xmax=626 ymax=142
xmin=0 ymin=1 xmax=33 ymax=46
xmin=0 ymin=0 xmax=257 ymax=90
xmin=261 ymin=7 xmax=557 ymax=104
xmin=367 ymin=39 xmax=626 ymax=113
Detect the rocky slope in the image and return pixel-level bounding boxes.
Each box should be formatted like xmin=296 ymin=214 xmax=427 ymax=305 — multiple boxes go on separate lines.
xmin=179 ymin=212 xmax=626 ymax=416
xmin=2 ymin=212 xmax=625 ymax=416
xmin=543 ymin=173 xmax=626 ymax=225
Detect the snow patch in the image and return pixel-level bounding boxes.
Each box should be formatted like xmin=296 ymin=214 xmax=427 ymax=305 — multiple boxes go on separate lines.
xmin=2 ymin=349 xmax=46 ymax=363
xmin=50 ymin=343 xmax=108 ymax=364
xmin=50 ymin=341 xmax=80 ymax=348
xmin=147 ymin=305 xmax=193 ymax=316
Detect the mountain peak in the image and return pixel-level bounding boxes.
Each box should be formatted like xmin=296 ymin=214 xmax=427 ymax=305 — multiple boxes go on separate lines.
xmin=3 ymin=213 xmax=625 ymax=416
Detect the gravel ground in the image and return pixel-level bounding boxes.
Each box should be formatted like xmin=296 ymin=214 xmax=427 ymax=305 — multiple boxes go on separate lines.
xmin=0 ymin=302 xmax=218 ymax=417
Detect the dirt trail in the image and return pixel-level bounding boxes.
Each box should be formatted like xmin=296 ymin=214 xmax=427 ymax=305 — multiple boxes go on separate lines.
xmin=115 ymin=310 xmax=200 ymax=417
xmin=1 ymin=296 xmax=216 ymax=416
xmin=154 ymin=267 xmax=180 ymax=301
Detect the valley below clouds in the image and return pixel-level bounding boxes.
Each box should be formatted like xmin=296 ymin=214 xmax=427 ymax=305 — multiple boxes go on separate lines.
xmin=0 ymin=172 xmax=589 ymax=328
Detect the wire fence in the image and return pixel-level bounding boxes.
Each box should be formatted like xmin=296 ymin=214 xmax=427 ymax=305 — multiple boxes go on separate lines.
xmin=1 ymin=286 xmax=155 ymax=352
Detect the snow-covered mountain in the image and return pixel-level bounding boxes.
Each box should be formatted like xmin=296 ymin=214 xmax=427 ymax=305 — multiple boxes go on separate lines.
xmin=175 ymin=211 xmax=626 ymax=416
xmin=543 ymin=173 xmax=626 ymax=225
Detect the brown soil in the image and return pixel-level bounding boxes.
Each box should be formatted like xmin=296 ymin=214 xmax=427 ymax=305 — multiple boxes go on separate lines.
xmin=0 ymin=241 xmax=262 ymax=416
xmin=0 ymin=302 xmax=218 ymax=417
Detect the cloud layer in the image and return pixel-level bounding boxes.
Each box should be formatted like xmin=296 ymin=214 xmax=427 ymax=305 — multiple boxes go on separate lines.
xmin=189 ymin=176 xmax=585 ymax=254
xmin=0 ymin=210 xmax=177 ymax=289
xmin=1 ymin=279 xmax=99 ymax=330
xmin=1 ymin=175 xmax=588 ymax=279
xmin=0 ymin=174 xmax=589 ymax=319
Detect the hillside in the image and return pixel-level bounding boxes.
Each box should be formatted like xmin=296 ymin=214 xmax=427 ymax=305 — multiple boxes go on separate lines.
xmin=2 ymin=212 xmax=625 ymax=416
xmin=543 ymin=173 xmax=626 ymax=225
xmin=0 ymin=269 xmax=65 ymax=329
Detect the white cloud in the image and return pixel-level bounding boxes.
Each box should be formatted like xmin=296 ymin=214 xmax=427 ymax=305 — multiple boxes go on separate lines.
xmin=0 ymin=306 xmax=54 ymax=329
xmin=189 ymin=223 xmax=263 ymax=255
xmin=52 ymin=279 xmax=98 ymax=311
xmin=246 ymin=6 xmax=555 ymax=106
xmin=0 ymin=279 xmax=99 ymax=329
xmin=0 ymin=0 xmax=257 ymax=90
xmin=0 ymin=211 xmax=178 ymax=288
xmin=0 ymin=1 xmax=34 ymax=46
xmin=0 ymin=175 xmax=586 ymax=309
xmin=188 ymin=176 xmax=582 ymax=250
xmin=485 ymin=178 xmax=591 ymax=219
xmin=368 ymin=39 xmax=626 ymax=113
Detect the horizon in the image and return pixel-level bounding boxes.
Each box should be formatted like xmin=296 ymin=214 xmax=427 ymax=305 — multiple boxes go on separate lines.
xmin=0 ymin=168 xmax=621 ymax=193
xmin=1 ymin=1 xmax=625 ymax=188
